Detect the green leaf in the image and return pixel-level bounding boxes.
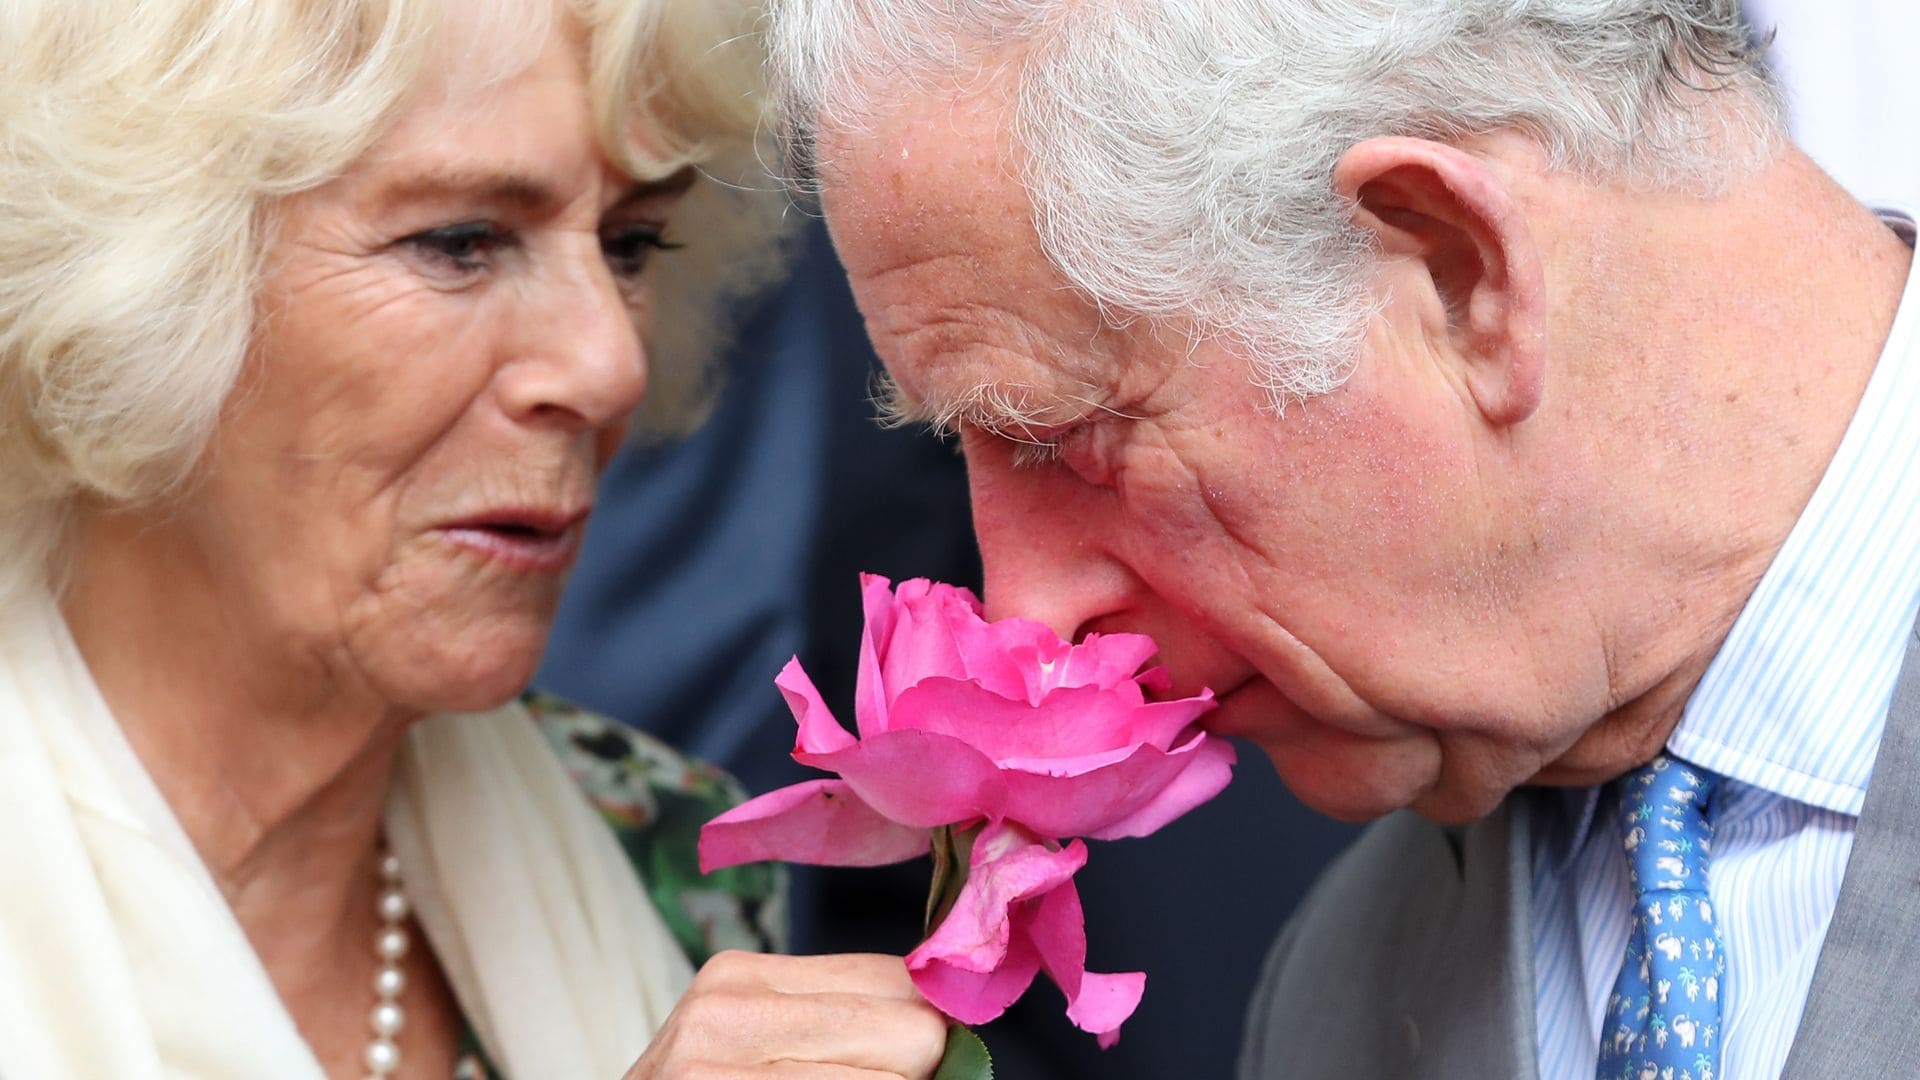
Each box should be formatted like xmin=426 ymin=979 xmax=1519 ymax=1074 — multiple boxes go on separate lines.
xmin=924 ymin=823 xmax=981 ymax=936
xmin=932 ymin=1024 xmax=994 ymax=1080
xmin=925 ymin=825 xmax=954 ymax=935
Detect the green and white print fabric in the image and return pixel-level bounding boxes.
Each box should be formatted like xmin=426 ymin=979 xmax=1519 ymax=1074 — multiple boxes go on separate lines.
xmin=1598 ymin=755 xmax=1725 ymax=1080
xmin=525 ymin=691 xmax=786 ymax=964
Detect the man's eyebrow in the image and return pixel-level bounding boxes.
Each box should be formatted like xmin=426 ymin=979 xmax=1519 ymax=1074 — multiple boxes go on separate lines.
xmin=873 ymin=371 xmax=1090 ymax=439
xmin=872 ymin=372 xmax=945 ymax=430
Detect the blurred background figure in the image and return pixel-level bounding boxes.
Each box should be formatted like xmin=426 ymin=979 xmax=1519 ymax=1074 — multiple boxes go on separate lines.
xmin=1745 ymin=0 xmax=1920 ymax=206
xmin=538 ymin=219 xmax=1360 ymax=1079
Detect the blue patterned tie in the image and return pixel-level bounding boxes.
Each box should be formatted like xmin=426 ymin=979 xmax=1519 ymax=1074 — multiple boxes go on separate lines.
xmin=1596 ymin=754 xmax=1726 ymax=1080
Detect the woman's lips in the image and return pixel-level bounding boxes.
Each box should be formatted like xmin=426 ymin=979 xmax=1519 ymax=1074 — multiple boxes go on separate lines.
xmin=437 ymin=508 xmax=588 ymax=574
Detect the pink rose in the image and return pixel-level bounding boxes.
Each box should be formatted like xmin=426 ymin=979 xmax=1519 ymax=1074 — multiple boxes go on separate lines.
xmin=700 ymin=575 xmax=1233 ymax=1046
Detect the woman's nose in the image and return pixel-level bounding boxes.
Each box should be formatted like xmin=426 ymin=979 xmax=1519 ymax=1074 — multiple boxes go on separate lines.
xmin=497 ymin=244 xmax=649 ymax=432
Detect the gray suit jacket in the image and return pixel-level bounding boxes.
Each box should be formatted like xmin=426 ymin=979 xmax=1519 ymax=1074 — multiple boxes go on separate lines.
xmin=1238 ymin=630 xmax=1920 ymax=1079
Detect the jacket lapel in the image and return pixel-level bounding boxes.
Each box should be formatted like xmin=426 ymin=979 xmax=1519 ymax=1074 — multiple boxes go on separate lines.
xmin=1782 ymin=628 xmax=1920 ymax=1078
xmin=1393 ymin=798 xmax=1542 ymax=1080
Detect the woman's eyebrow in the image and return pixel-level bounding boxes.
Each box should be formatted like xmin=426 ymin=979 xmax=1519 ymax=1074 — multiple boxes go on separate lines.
xmin=369 ymin=167 xmax=563 ymax=215
xmin=367 ymin=163 xmax=697 ymax=218
xmin=608 ymin=166 xmax=699 ymax=211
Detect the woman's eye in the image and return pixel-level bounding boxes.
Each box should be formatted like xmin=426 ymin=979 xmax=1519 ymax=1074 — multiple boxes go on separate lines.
xmin=601 ymin=223 xmax=682 ymax=278
xmin=399 ymin=222 xmax=509 ymax=276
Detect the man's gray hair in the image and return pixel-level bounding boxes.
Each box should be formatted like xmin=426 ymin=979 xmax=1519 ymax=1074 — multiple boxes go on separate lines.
xmin=768 ymin=0 xmax=1784 ymax=402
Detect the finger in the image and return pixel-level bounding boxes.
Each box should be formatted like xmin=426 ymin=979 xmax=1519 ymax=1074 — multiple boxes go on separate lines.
xmin=760 ymin=1063 xmax=932 ymax=1080
xmin=671 ymin=1065 xmax=925 ymax=1080
xmin=670 ymin=989 xmax=949 ymax=1074
xmin=770 ymin=993 xmax=948 ymax=1075
xmin=696 ymin=951 xmax=925 ymax=1001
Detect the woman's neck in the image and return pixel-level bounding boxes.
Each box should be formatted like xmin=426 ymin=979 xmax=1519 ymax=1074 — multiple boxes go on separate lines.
xmin=59 ymin=513 xmax=468 ymax=1077
xmin=61 ymin=511 xmax=412 ymax=897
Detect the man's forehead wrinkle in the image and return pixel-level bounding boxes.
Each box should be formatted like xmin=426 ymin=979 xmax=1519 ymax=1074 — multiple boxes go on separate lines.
xmin=882 ymin=299 xmax=1116 ymax=417
xmin=861 ymin=242 xmax=1105 ymax=371
xmin=866 ymin=287 xmax=1010 ymax=369
xmin=829 ymin=71 xmax=1141 ymax=436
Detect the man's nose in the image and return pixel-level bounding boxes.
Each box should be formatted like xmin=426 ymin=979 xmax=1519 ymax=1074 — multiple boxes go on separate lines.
xmin=968 ymin=454 xmax=1136 ymax=641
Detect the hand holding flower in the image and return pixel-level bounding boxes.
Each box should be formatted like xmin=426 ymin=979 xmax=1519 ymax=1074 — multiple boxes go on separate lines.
xmin=701 ymin=576 xmax=1234 ymax=1047
xmin=624 ymin=952 xmax=947 ymax=1079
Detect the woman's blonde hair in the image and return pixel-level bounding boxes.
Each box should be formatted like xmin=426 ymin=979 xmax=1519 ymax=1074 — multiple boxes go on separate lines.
xmin=0 ymin=0 xmax=787 ymax=603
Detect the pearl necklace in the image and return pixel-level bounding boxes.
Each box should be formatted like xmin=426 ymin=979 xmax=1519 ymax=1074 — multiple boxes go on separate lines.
xmin=365 ymin=850 xmax=411 ymax=1078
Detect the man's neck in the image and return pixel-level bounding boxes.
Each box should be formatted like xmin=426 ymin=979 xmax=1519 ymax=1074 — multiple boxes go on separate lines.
xmin=1540 ymin=147 xmax=1914 ymax=784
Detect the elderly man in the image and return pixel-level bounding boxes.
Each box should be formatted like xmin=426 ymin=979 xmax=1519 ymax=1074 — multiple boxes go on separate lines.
xmin=766 ymin=1 xmax=1920 ymax=1077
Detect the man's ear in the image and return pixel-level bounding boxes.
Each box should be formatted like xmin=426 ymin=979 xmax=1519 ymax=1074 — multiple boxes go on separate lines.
xmin=1332 ymin=136 xmax=1546 ymax=427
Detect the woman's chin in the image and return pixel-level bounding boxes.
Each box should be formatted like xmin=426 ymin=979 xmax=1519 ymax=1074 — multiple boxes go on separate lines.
xmin=415 ymin=675 xmax=536 ymax=716
xmin=366 ymin=619 xmax=554 ymax=717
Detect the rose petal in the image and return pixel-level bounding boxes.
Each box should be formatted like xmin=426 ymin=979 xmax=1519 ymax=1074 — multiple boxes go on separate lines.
xmin=1135 ymin=665 xmax=1173 ymax=693
xmin=995 ymin=742 xmax=1143 ymax=776
xmin=905 ymin=577 xmax=985 ymax=618
xmin=1083 ymin=735 xmax=1237 ymax=840
xmin=855 ymin=575 xmax=986 ymax=729
xmin=775 ymin=658 xmax=856 ymax=755
xmin=992 ymin=708 xmax=1215 ymax=776
xmin=910 ymin=824 xmax=1086 ymax=973
xmin=856 ymin=574 xmax=901 ymax=736
xmin=963 ymin=616 xmax=1069 ymax=702
xmin=1079 ymin=972 xmax=1147 ymax=1049
xmin=1054 ymin=632 xmax=1161 ymax=692
xmin=879 ymin=580 xmax=975 ymax=687
xmin=997 ymin=738 xmax=1229 ymax=839
xmin=1025 ymin=874 xmax=1144 ymax=1045
xmin=1025 ymin=873 xmax=1086 ymax=997
xmin=907 ymin=823 xmax=1085 ymax=1027
xmin=967 ymin=626 xmax=1159 ymax=702
xmin=1105 ymin=692 xmax=1217 ymax=751
xmin=698 ymin=779 xmax=931 ymax=872
xmin=796 ymin=728 xmax=1005 ymax=828
xmin=909 ymin=936 xmax=1041 ymax=1026
xmin=888 ymin=679 xmax=1143 ymax=762
xmin=890 ymin=677 xmax=1215 ymax=765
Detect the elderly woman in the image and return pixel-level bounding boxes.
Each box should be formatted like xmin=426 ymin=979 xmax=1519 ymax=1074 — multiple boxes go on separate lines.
xmin=0 ymin=1 xmax=946 ymax=1077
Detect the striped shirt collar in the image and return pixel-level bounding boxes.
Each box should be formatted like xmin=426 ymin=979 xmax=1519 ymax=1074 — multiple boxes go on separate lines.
xmin=1666 ymin=207 xmax=1920 ymax=816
